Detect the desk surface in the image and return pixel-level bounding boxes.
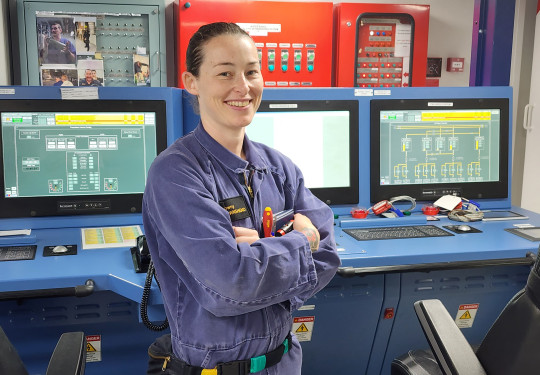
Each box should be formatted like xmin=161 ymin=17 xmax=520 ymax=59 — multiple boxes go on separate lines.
xmin=336 ymin=206 xmax=540 ymax=267
xmin=0 ymin=206 xmax=538 ymax=303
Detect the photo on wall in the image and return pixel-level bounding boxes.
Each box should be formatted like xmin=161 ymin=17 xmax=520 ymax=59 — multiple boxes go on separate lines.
xmin=77 ymin=59 xmax=104 ymax=86
xmin=41 ymin=68 xmax=78 ymax=86
xmin=133 ymin=54 xmax=150 ymax=86
xmin=36 ymin=15 xmax=77 ymax=66
xmin=74 ymin=18 xmax=97 ymax=56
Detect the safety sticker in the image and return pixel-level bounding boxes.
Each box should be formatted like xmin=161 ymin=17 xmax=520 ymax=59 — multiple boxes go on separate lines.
xmin=293 ymin=316 xmax=314 ymax=342
xmin=86 ymin=335 xmax=102 ymax=362
xmin=454 ymin=303 xmax=479 ymax=328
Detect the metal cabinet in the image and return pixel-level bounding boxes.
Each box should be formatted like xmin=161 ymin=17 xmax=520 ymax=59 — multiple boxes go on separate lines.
xmin=8 ymin=0 xmax=167 ymax=87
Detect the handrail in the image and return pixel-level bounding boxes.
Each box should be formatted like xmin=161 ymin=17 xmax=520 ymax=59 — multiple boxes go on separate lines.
xmin=337 ymin=253 xmax=536 ymax=277
xmin=0 ymin=279 xmax=95 ymax=300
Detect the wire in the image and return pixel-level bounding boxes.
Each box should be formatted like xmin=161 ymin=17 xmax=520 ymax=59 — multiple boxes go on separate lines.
xmin=140 ymin=261 xmax=169 ymax=332
xmin=448 ymin=208 xmax=484 ymax=222
xmin=389 ymin=195 xmax=417 ymax=213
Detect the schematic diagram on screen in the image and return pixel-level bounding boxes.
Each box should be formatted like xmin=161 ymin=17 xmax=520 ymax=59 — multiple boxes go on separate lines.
xmin=1 ymin=111 xmax=157 ymax=198
xmin=379 ymin=109 xmax=501 ymax=186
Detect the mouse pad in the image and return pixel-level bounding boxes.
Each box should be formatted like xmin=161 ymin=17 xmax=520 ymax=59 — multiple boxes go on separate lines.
xmin=43 ymin=244 xmax=78 ymax=257
xmin=443 ymin=225 xmax=483 ymax=234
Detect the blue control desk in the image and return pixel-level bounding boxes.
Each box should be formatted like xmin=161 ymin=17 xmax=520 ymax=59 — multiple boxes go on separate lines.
xmin=0 ymin=207 xmax=538 ymax=374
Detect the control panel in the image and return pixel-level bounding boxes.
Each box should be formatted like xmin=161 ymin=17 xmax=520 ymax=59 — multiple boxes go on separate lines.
xmin=333 ymin=3 xmax=430 ymax=87
xmin=355 ymin=14 xmax=413 ymax=88
xmin=177 ymin=0 xmax=333 ymax=88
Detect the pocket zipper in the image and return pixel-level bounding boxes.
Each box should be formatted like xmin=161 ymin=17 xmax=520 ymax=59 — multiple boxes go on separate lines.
xmin=148 ymin=349 xmax=171 ymax=371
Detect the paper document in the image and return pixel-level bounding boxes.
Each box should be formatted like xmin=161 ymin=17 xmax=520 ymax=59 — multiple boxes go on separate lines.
xmin=81 ymin=225 xmax=142 ymax=249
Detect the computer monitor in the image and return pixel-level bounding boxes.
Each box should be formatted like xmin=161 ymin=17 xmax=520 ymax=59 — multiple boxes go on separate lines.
xmin=0 ymin=99 xmax=167 ymax=218
xmin=246 ymin=99 xmax=359 ymax=205
xmin=370 ymin=98 xmax=509 ymax=203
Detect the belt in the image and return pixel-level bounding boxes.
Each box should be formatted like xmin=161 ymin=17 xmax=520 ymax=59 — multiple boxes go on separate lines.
xmin=168 ymin=333 xmax=291 ymax=375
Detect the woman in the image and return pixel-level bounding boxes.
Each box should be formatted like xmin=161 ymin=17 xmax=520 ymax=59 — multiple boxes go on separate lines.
xmin=143 ymin=22 xmax=340 ymax=375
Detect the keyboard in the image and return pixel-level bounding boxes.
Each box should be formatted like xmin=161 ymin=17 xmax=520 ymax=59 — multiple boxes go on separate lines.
xmin=344 ymin=225 xmax=453 ymax=241
xmin=0 ymin=245 xmax=37 ymax=261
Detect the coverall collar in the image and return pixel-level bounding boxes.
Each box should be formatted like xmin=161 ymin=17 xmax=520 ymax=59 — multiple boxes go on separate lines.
xmin=193 ymin=122 xmax=269 ymax=173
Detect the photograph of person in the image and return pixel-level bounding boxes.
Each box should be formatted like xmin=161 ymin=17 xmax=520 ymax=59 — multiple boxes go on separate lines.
xmin=77 ymin=59 xmax=104 ymax=86
xmin=37 ymin=17 xmax=77 ymax=65
xmin=143 ymin=22 xmax=340 ymax=375
xmin=40 ymin=68 xmax=78 ymax=86
xmin=133 ymin=55 xmax=150 ymax=86
xmin=75 ymin=19 xmax=97 ymax=56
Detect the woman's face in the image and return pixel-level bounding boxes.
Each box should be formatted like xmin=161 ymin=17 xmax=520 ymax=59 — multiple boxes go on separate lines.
xmin=183 ymin=34 xmax=263 ymax=134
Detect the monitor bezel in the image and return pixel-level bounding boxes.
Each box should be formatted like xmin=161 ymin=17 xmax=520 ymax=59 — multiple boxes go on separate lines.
xmin=254 ymin=99 xmax=359 ymax=206
xmin=370 ymin=98 xmax=509 ymax=204
xmin=0 ymin=99 xmax=168 ymax=218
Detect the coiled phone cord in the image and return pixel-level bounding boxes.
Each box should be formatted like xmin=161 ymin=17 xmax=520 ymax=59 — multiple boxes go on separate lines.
xmin=140 ymin=260 xmax=169 ymax=331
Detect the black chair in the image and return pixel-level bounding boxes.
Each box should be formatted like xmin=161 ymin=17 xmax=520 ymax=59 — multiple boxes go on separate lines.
xmin=392 ymin=250 xmax=540 ymax=375
xmin=0 ymin=326 xmax=86 ymax=375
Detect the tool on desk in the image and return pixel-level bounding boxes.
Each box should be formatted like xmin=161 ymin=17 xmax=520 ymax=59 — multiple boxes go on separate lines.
xmin=276 ymin=220 xmax=294 ymax=237
xmin=263 ymin=207 xmax=274 ymax=237
xmin=351 ymin=207 xmax=368 ymax=219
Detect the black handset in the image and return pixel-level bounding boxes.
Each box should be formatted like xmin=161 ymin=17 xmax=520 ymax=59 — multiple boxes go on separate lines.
xmin=130 ymin=235 xmax=151 ymax=273
xmin=131 ymin=235 xmax=169 ymax=331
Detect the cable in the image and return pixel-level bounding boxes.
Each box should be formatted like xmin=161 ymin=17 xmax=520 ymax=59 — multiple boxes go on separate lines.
xmin=389 ymin=195 xmax=417 ymax=213
xmin=448 ymin=208 xmax=484 ymax=222
xmin=140 ymin=261 xmax=169 ymax=332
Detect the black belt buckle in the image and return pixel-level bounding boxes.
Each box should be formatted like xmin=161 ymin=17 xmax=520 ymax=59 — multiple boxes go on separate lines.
xmin=218 ymin=360 xmax=250 ymax=375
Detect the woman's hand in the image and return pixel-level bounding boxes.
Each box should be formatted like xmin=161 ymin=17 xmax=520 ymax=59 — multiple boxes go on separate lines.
xmin=233 ymin=226 xmax=260 ymax=245
xmin=292 ymin=213 xmax=320 ymax=252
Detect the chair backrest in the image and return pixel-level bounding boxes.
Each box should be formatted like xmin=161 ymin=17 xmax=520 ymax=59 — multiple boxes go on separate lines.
xmin=0 ymin=326 xmax=29 ymax=375
xmin=414 ymin=299 xmax=486 ymax=375
xmin=46 ymin=332 xmax=86 ymax=375
xmin=476 ymin=250 xmax=540 ymax=375
xmin=0 ymin=326 xmax=86 ymax=375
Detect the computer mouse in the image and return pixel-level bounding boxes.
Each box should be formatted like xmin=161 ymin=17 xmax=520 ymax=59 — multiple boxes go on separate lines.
xmin=457 ymin=224 xmax=472 ymax=232
xmin=52 ymin=245 xmax=69 ymax=254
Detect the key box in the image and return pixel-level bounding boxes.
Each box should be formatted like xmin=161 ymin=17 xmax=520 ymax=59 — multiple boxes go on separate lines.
xmin=8 ymin=0 xmax=168 ymax=87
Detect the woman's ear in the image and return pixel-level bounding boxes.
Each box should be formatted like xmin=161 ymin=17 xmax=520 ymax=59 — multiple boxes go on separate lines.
xmin=182 ymin=72 xmax=198 ymax=96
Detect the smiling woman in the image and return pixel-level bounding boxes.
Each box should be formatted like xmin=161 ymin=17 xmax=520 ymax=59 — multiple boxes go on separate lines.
xmin=181 ymin=26 xmax=263 ymax=157
xmin=142 ymin=22 xmax=339 ymax=375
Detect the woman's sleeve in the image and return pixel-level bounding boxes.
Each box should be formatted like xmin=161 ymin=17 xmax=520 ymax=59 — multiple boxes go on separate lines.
xmin=287 ymin=170 xmax=341 ymax=310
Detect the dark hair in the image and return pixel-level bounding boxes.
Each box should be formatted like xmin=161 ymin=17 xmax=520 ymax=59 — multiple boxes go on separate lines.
xmin=185 ymin=22 xmax=251 ymax=77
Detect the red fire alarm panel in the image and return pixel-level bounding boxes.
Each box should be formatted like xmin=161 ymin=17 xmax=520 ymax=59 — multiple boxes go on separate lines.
xmin=177 ymin=0 xmax=333 ymax=88
xmin=333 ymin=3 xmax=430 ymax=87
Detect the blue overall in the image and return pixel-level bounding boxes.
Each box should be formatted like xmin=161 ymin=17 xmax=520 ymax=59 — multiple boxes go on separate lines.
xmin=142 ymin=124 xmax=340 ymax=374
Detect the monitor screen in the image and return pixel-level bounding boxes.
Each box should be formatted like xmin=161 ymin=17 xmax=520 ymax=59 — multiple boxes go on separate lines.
xmin=246 ymin=100 xmax=359 ymax=205
xmin=370 ymin=98 xmax=509 ymax=203
xmin=0 ymin=99 xmax=167 ymax=217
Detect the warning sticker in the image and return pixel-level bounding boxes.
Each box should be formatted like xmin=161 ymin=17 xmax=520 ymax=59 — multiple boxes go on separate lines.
xmin=293 ymin=316 xmax=314 ymax=342
xmin=454 ymin=303 xmax=479 ymax=328
xmin=86 ymin=335 xmax=102 ymax=362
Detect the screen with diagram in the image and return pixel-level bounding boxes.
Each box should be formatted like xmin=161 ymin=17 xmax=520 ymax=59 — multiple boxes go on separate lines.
xmin=246 ymin=100 xmax=359 ymax=205
xmin=370 ymin=98 xmax=509 ymax=203
xmin=0 ymin=99 xmax=167 ymax=217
